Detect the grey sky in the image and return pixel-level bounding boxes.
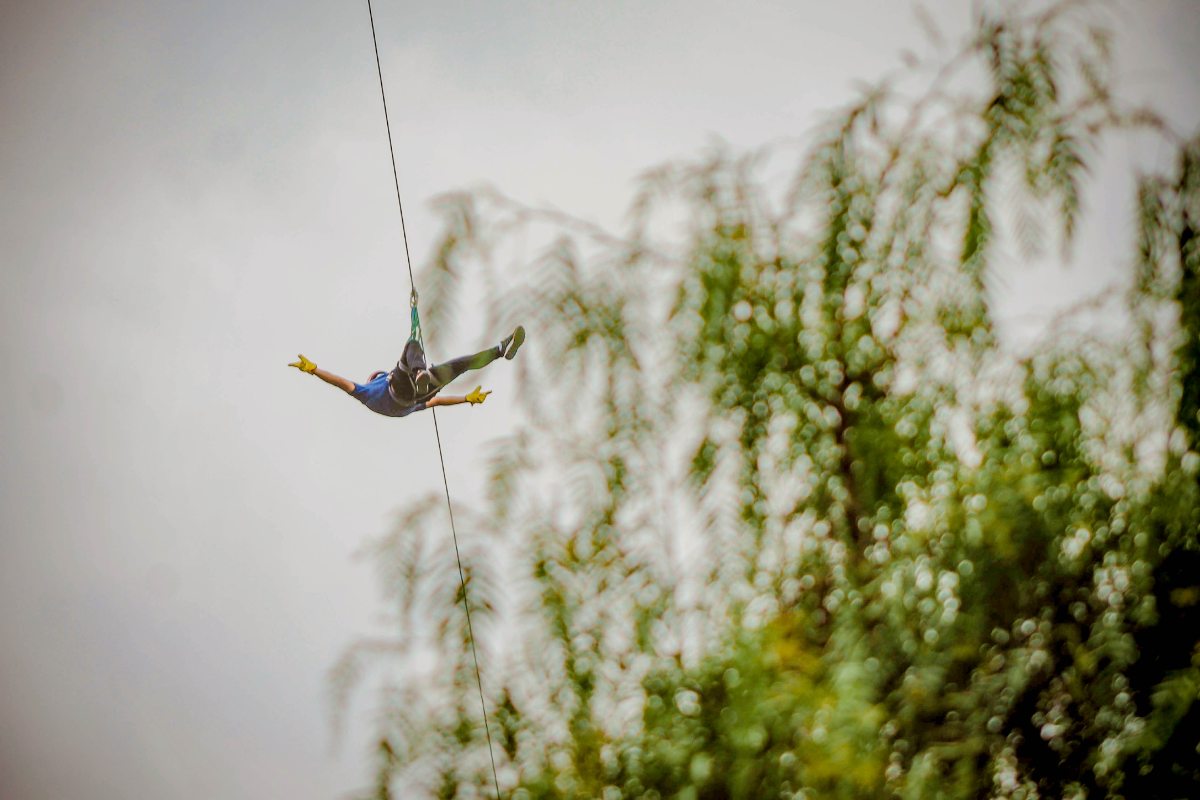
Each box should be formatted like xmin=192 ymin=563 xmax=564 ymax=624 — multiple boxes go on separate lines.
xmin=2 ymin=1 xmax=1197 ymax=798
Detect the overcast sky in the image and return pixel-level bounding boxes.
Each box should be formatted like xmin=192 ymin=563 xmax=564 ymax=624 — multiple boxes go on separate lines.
xmin=2 ymin=2 xmax=1197 ymax=798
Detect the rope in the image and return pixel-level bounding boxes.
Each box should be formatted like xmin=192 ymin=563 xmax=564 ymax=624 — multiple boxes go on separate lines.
xmin=365 ymin=0 xmax=416 ymax=292
xmin=365 ymin=3 xmax=502 ymax=797
xmin=430 ymin=409 xmax=503 ymax=799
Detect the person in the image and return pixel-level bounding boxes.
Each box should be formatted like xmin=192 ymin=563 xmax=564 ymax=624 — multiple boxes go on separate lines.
xmin=290 ymin=300 xmax=525 ymax=418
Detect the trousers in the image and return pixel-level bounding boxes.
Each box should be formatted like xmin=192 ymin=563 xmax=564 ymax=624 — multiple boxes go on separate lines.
xmin=388 ymin=337 xmax=501 ymax=405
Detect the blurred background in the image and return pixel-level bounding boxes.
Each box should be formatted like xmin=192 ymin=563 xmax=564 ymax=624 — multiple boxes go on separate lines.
xmin=2 ymin=1 xmax=1198 ymax=798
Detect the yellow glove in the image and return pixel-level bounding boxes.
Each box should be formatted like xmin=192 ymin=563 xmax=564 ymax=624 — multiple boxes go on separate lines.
xmin=465 ymin=385 xmax=491 ymax=405
xmin=288 ymin=354 xmax=317 ymax=374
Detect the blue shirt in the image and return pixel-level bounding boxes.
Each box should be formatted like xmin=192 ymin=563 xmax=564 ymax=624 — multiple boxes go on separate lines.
xmin=351 ymin=373 xmax=427 ymax=418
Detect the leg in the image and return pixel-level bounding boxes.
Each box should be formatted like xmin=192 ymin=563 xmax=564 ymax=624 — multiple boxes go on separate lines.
xmin=428 ymin=345 xmax=503 ymax=388
xmin=401 ymin=338 xmax=427 ymax=373
xmin=385 ymin=339 xmax=429 ymax=403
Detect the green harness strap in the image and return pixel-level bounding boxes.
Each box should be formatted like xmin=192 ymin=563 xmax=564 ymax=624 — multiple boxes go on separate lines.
xmin=409 ymin=292 xmax=423 ymax=346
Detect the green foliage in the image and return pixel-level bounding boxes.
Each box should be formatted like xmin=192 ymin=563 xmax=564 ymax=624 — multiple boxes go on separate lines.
xmin=338 ymin=3 xmax=1200 ymax=797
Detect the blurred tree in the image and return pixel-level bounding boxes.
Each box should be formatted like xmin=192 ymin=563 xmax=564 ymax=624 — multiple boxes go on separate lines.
xmin=335 ymin=2 xmax=1200 ymax=797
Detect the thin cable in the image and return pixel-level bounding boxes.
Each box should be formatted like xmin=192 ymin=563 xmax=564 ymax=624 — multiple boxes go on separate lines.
xmin=365 ymin=3 xmax=502 ymax=796
xmin=431 ymin=406 xmax=503 ymax=799
xmin=366 ymin=0 xmax=416 ymax=289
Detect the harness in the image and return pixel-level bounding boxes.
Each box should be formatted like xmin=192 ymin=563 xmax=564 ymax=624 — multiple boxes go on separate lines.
xmin=387 ymin=364 xmax=437 ymax=408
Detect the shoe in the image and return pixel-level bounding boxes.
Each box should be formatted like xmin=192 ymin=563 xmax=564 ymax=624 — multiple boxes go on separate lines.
xmin=501 ymin=326 xmax=525 ymax=360
xmin=414 ymin=368 xmax=435 ymax=395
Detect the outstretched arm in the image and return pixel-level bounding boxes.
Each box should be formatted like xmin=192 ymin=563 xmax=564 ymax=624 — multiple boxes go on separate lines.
xmin=426 ymin=385 xmax=491 ymax=409
xmin=312 ymin=367 xmax=356 ymax=394
xmin=289 ymin=354 xmax=356 ymax=394
xmin=426 ymin=395 xmax=468 ymax=408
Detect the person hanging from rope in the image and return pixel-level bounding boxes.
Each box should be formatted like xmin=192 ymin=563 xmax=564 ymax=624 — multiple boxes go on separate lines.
xmin=288 ymin=292 xmax=525 ymax=417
